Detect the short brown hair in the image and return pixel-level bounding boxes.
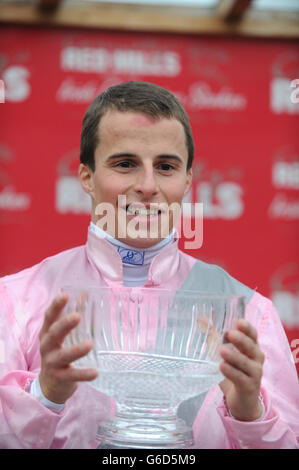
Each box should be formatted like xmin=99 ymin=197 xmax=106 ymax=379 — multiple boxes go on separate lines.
xmin=80 ymin=81 xmax=194 ymax=172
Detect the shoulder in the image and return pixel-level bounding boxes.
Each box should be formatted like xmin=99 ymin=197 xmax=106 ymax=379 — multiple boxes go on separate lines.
xmin=0 ymin=245 xmax=85 ymax=311
xmin=179 ymin=254 xmax=255 ymax=303
xmin=1 ymin=245 xmax=83 ymax=286
xmin=178 ymin=253 xmax=277 ymax=333
xmin=0 ymin=245 xmax=86 ymax=352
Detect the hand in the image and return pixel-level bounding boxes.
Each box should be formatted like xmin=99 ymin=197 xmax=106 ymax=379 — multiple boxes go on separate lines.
xmin=219 ymin=319 xmax=265 ymax=421
xmin=38 ymin=293 xmax=98 ymax=404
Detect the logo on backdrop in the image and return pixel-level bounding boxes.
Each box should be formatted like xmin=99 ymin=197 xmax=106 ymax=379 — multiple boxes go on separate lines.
xmin=268 ymin=145 xmax=299 ymax=220
xmin=56 ymin=76 xmax=127 ymax=104
xmin=56 ymin=42 xmax=247 ymax=112
xmin=56 ymin=43 xmax=181 ymax=103
xmin=0 ymin=54 xmax=31 ymax=102
xmin=55 ymin=149 xmax=91 ymax=214
xmin=170 ymin=46 xmax=247 ymax=118
xmin=0 ymin=143 xmax=31 ymax=221
xmin=60 ymin=45 xmax=181 ymax=77
xmin=187 ymin=81 xmax=246 ymax=112
xmin=190 ymin=161 xmax=244 ymax=219
xmin=270 ymin=51 xmax=299 ymax=114
xmin=0 ymin=50 xmax=31 ymax=103
xmin=270 ymin=262 xmax=299 ymax=363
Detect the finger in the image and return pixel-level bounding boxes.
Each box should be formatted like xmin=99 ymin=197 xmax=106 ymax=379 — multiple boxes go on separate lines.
xmin=54 ymin=366 xmax=98 ymax=383
xmin=47 ymin=341 xmax=93 ymax=368
xmin=237 ymin=319 xmax=258 ymax=343
xmin=220 ymin=361 xmax=254 ymax=391
xmin=225 ymin=329 xmax=264 ymax=363
xmin=40 ymin=312 xmax=80 ymax=355
xmin=39 ymin=293 xmax=69 ymax=338
xmin=221 ymin=345 xmax=263 ymax=379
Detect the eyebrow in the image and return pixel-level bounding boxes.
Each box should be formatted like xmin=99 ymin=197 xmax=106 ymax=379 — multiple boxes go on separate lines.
xmin=106 ymin=153 xmax=184 ymax=165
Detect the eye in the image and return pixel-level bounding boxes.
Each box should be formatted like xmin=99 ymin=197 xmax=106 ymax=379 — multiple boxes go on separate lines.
xmin=158 ymin=163 xmax=175 ymax=171
xmin=115 ymin=161 xmax=135 ymax=168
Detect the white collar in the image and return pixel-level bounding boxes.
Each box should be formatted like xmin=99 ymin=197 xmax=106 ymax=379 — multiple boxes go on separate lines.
xmin=89 ymin=222 xmax=176 ymax=286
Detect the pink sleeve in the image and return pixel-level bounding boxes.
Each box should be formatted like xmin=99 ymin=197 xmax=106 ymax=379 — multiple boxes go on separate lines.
xmin=217 ymin=297 xmax=299 ymax=449
xmin=0 ymin=371 xmax=63 ymax=448
xmin=0 ymin=280 xmax=62 ymax=449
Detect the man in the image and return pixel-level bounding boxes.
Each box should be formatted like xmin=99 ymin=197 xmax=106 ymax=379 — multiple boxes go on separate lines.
xmin=0 ymin=81 xmax=298 ymax=449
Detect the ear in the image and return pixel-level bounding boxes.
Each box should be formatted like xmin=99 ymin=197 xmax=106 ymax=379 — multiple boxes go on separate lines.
xmin=184 ymin=168 xmax=193 ymax=196
xmin=78 ymin=163 xmax=95 ymax=200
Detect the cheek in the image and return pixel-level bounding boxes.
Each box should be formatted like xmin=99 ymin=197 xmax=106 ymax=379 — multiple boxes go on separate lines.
xmin=166 ymin=180 xmax=189 ymax=202
xmin=93 ymin=175 xmax=123 ymax=204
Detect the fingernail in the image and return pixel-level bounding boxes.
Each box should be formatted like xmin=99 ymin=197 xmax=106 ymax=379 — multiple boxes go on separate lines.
xmin=57 ymin=293 xmax=67 ymax=304
xmin=69 ymin=313 xmax=79 ymax=323
xmin=87 ymin=370 xmax=97 ymax=379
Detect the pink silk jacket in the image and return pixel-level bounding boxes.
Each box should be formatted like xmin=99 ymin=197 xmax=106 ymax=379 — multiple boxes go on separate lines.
xmin=0 ymin=228 xmax=298 ymax=449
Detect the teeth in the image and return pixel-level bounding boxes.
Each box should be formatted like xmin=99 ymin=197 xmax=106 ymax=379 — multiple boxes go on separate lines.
xmin=127 ymin=207 xmax=160 ymax=216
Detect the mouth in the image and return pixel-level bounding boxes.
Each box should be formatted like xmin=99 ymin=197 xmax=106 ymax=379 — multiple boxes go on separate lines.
xmin=124 ymin=204 xmax=163 ymax=217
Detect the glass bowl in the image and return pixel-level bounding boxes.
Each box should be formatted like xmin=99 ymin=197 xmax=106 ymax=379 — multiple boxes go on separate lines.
xmin=62 ymin=286 xmax=245 ymax=448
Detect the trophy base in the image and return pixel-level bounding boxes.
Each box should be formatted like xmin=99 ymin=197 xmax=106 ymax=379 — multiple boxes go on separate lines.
xmin=96 ymin=415 xmax=193 ymax=449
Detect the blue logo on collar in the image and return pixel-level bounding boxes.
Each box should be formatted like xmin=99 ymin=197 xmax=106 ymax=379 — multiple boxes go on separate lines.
xmin=118 ymin=247 xmax=145 ymax=266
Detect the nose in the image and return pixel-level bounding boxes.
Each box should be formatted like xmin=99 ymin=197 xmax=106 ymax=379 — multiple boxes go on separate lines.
xmin=133 ymin=165 xmax=159 ymax=199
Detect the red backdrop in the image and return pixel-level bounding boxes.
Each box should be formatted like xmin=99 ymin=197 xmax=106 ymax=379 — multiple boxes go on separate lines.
xmin=0 ymin=25 xmax=298 ymax=372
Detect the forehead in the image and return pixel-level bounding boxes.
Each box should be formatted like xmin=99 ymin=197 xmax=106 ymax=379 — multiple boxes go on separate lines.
xmin=97 ymin=110 xmax=187 ymax=152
